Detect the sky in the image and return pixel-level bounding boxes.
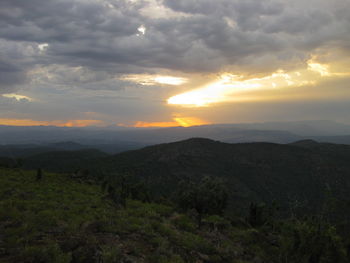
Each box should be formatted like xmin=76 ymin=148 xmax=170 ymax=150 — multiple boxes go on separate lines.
xmin=0 ymin=0 xmax=350 ymax=127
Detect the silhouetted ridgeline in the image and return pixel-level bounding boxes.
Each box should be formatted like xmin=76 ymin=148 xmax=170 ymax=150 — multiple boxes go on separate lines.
xmin=2 ymin=120 xmax=350 ymax=145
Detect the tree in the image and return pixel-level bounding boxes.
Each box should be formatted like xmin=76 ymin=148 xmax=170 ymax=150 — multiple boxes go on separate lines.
xmin=36 ymin=168 xmax=43 ymax=181
xmin=177 ymin=176 xmax=228 ymax=228
xmin=101 ymin=173 xmax=151 ymax=208
xmin=248 ymin=202 xmax=266 ymax=227
xmin=279 ymin=218 xmax=347 ymax=263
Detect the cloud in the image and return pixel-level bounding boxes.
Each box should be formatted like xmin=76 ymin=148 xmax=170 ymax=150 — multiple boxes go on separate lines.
xmin=0 ymin=0 xmax=350 ymax=125
xmin=0 ymin=60 xmax=27 ymax=93
xmin=2 ymin=93 xmax=33 ymax=102
xmin=28 ymin=64 xmax=133 ymax=91
xmin=1 ymin=0 xmax=349 ymax=77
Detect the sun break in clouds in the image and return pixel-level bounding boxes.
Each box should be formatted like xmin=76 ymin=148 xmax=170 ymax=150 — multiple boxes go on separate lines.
xmin=0 ymin=0 xmax=350 ymax=125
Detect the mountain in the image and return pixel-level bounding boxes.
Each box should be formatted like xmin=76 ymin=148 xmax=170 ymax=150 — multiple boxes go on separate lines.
xmin=11 ymin=137 xmax=350 ymax=221
xmin=227 ymin=120 xmax=350 ymax=136
xmin=1 ymin=120 xmax=349 ymax=146
xmin=0 ymin=125 xmax=145 ymax=147
xmin=22 ymin=149 xmax=108 ymax=173
xmin=221 ymin=129 xmax=301 ymax=144
xmin=229 ymin=120 xmax=350 ymax=136
xmin=47 ymin=141 xmax=86 ymax=151
xmin=46 ymin=141 xmax=143 ymax=154
xmin=313 ymin=135 xmax=350 ymax=145
xmin=3 ymin=137 xmax=350 ymax=262
xmin=0 ymin=144 xmax=58 ymax=158
xmin=93 ymin=138 xmax=350 ymax=222
xmin=0 ymin=140 xmax=144 ymax=158
xmin=107 ymin=126 xmax=302 ymax=144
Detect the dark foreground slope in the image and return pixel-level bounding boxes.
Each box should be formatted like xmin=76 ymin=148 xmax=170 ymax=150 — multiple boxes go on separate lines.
xmin=22 ymin=149 xmax=108 ymax=173
xmin=0 ymin=168 xmax=348 ymax=263
xmin=97 ymin=138 xmax=350 ymax=219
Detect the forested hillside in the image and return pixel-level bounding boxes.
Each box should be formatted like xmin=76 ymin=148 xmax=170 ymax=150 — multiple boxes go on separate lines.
xmin=4 ymin=138 xmax=350 ymax=232
xmin=88 ymin=139 xmax=350 ymax=224
xmin=0 ymin=168 xmax=348 ymax=262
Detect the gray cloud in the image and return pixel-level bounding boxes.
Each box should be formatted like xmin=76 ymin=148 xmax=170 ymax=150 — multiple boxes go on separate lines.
xmin=0 ymin=60 xmax=27 ymax=93
xmin=0 ymin=0 xmax=350 ymax=124
xmin=1 ymin=0 xmax=349 ymax=77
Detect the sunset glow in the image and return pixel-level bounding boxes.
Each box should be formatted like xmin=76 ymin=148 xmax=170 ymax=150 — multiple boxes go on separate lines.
xmin=2 ymin=94 xmax=33 ymax=101
xmin=307 ymin=62 xmax=331 ymax=76
xmin=153 ymin=76 xmax=188 ymax=86
xmin=133 ymin=116 xmax=210 ymax=128
xmin=173 ymin=117 xmax=210 ymax=127
xmin=1 ymin=0 xmax=350 ymax=127
xmin=167 ymin=74 xmax=280 ymax=107
xmin=133 ymin=121 xmax=180 ymax=128
xmin=167 ymin=62 xmax=348 ymax=108
xmin=121 ymin=74 xmax=188 ymax=86
xmin=0 ymin=119 xmax=103 ymax=127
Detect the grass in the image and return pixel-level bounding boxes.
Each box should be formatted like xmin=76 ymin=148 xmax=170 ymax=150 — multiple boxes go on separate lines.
xmin=0 ymin=168 xmax=246 ymax=262
xmin=1 ymin=167 xmax=346 ymax=263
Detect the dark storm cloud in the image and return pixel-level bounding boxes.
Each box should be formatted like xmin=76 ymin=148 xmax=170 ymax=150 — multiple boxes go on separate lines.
xmin=162 ymin=0 xmax=283 ymax=18
xmin=0 ymin=60 xmax=27 ymax=92
xmin=161 ymin=0 xmax=350 ymax=69
xmin=0 ymin=0 xmax=140 ymax=42
xmin=0 ymin=0 xmax=349 ymax=92
xmin=0 ymin=39 xmax=36 ymax=93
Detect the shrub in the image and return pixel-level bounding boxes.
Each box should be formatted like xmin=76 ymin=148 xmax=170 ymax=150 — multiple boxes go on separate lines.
xmin=100 ymin=245 xmax=122 ymax=263
xmin=172 ymin=214 xmax=196 ymax=232
xmin=20 ymin=243 xmax=71 ymax=263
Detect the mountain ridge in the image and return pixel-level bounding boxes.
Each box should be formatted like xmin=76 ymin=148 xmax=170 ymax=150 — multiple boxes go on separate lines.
xmin=90 ymin=138 xmax=350 ymax=223
xmin=1 ymin=120 xmax=350 ymax=145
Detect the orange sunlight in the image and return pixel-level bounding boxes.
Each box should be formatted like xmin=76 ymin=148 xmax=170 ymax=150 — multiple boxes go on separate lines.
xmin=173 ymin=117 xmax=210 ymax=127
xmin=134 ymin=121 xmax=180 ymax=128
xmin=167 ymin=74 xmax=266 ymax=107
xmin=0 ymin=118 xmax=103 ymax=127
xmin=167 ymin=69 xmax=322 ymax=107
xmin=121 ymin=74 xmax=188 ymax=86
xmin=133 ymin=116 xmax=210 ymax=128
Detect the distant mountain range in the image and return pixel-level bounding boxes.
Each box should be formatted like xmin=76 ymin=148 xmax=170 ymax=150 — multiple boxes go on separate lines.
xmin=1 ymin=120 xmax=350 ymax=149
xmin=0 ymin=141 xmax=145 ymax=157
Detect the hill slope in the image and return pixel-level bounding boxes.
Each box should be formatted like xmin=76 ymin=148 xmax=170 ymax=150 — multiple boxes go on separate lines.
xmin=96 ymin=138 xmax=350 ymax=218
xmin=22 ymin=149 xmax=109 ymax=173
xmin=0 ymin=168 xmax=238 ymax=262
xmin=1 ymin=168 xmax=348 ymax=263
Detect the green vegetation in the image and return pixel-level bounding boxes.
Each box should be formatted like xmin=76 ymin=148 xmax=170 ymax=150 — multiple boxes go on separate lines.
xmin=2 ymin=137 xmax=350 ymax=262
xmin=1 ymin=167 xmax=349 ymax=262
xmin=86 ymin=138 xmax=350 ymax=231
xmin=176 ymin=176 xmax=228 ymax=227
